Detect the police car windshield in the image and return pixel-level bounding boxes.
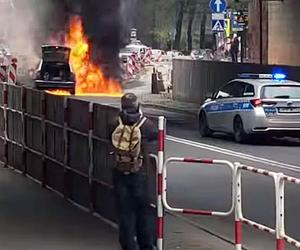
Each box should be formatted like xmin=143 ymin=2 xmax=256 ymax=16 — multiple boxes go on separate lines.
xmin=261 ymin=85 xmax=300 ymax=99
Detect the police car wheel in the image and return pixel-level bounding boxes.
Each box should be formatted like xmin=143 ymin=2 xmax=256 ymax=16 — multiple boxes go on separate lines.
xmin=233 ymin=116 xmax=248 ymax=143
xmin=199 ymin=112 xmax=212 ymax=137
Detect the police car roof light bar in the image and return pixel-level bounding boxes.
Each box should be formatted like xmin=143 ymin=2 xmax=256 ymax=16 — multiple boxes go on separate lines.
xmin=238 ymin=73 xmax=273 ymax=79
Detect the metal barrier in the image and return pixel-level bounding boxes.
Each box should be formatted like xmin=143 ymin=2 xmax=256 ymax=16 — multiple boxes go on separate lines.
xmin=234 ymin=164 xmax=300 ymax=250
xmin=162 ymin=157 xmax=234 ymax=216
xmin=281 ymin=175 xmax=300 ymax=248
xmin=1 ymin=85 xmax=300 ymax=250
xmin=234 ymin=164 xmax=278 ymax=250
xmin=0 ymin=82 xmax=119 ymax=222
xmin=156 ymin=116 xmax=300 ymax=250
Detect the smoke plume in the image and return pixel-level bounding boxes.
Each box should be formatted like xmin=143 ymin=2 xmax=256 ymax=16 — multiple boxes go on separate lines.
xmin=0 ymin=0 xmax=67 ymax=68
xmin=71 ymin=0 xmax=138 ymax=79
xmin=0 ymin=0 xmax=138 ymax=80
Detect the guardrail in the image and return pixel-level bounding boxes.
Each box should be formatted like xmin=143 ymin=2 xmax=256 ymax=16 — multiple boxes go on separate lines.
xmin=157 ymin=116 xmax=300 ymax=250
xmin=2 ymin=83 xmax=300 ymax=249
xmin=0 ymin=82 xmax=122 ymax=222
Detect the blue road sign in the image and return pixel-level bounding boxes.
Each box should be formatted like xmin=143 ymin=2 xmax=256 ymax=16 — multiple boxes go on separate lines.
xmin=212 ymin=19 xmax=225 ymax=32
xmin=209 ymin=0 xmax=227 ymax=13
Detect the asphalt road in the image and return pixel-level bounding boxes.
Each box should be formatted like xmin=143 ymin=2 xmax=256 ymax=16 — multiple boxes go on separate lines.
xmin=74 ymin=95 xmax=300 ymax=250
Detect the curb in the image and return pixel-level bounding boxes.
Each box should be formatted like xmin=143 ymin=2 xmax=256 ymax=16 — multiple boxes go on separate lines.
xmin=141 ymin=103 xmax=199 ymax=116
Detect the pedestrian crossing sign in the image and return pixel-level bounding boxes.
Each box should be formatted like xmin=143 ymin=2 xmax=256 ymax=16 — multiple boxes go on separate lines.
xmin=212 ymin=19 xmax=225 ymax=32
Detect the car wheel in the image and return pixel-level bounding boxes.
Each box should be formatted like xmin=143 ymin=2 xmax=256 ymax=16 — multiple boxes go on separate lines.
xmin=233 ymin=116 xmax=248 ymax=143
xmin=199 ymin=112 xmax=212 ymax=137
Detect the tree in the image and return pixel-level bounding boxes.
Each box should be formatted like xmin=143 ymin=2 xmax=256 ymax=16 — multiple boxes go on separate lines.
xmin=174 ymin=0 xmax=186 ymax=50
xmin=187 ymin=0 xmax=197 ymax=51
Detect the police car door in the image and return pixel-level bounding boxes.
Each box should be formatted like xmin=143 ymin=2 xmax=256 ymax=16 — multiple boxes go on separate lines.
xmin=215 ymin=81 xmax=245 ymax=132
xmin=208 ymin=82 xmax=235 ymax=131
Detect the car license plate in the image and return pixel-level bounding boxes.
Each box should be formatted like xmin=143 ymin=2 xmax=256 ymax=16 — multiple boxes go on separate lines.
xmin=278 ymin=107 xmax=300 ymax=113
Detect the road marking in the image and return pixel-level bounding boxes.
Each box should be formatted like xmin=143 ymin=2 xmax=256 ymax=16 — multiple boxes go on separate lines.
xmin=167 ymin=135 xmax=300 ymax=173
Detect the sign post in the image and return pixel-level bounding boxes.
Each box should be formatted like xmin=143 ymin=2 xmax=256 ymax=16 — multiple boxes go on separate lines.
xmin=210 ymin=0 xmax=227 ymax=33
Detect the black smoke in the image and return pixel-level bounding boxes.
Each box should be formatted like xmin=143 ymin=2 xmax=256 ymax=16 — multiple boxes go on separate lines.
xmin=66 ymin=0 xmax=135 ymax=80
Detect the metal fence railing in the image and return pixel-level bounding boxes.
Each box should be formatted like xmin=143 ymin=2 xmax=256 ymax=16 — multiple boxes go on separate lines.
xmin=0 ymin=82 xmax=122 ymax=222
xmin=156 ymin=116 xmax=300 ymax=250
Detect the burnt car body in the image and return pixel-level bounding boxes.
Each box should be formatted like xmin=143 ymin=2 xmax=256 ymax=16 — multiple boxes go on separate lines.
xmin=34 ymin=46 xmax=76 ymax=94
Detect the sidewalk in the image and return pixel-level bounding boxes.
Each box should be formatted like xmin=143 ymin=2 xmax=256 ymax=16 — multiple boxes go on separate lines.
xmin=141 ymin=93 xmax=199 ymax=116
xmin=0 ymin=167 xmax=234 ymax=250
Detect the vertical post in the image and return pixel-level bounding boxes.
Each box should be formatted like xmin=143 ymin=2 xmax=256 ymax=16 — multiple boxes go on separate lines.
xmin=88 ymin=102 xmax=94 ymax=212
xmin=41 ymin=93 xmax=46 ymax=188
xmin=21 ymin=86 xmax=27 ymax=175
xmin=3 ymin=83 xmax=8 ymax=168
xmin=157 ymin=116 xmax=165 ymax=250
xmin=234 ymin=163 xmax=243 ymax=250
xmin=275 ymin=173 xmax=285 ymax=250
xmin=63 ymin=98 xmax=69 ymax=198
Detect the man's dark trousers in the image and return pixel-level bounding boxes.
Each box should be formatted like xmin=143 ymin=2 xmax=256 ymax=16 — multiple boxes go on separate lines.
xmin=113 ymin=169 xmax=155 ymax=250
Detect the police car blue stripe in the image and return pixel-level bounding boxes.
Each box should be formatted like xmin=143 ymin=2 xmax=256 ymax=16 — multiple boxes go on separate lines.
xmin=204 ymin=102 xmax=254 ymax=113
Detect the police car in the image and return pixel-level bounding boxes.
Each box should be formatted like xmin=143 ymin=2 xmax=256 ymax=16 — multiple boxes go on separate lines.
xmin=198 ymin=73 xmax=300 ymax=143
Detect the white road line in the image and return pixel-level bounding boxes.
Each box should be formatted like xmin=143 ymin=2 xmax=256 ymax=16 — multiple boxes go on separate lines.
xmin=167 ymin=135 xmax=300 ymax=173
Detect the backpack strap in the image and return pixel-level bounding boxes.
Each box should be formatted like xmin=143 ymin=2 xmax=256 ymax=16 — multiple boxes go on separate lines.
xmin=117 ymin=117 xmax=127 ymax=149
xmin=136 ymin=116 xmax=147 ymax=129
xmin=128 ymin=116 xmax=147 ymax=152
xmin=118 ymin=117 xmax=123 ymax=125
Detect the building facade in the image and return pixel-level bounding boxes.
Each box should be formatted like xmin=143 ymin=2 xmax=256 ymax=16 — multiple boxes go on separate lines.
xmin=248 ymin=0 xmax=300 ymax=66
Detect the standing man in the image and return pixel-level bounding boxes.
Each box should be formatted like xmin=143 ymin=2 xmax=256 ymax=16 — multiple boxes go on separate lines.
xmin=111 ymin=93 xmax=157 ymax=250
xmin=230 ymin=37 xmax=240 ymax=63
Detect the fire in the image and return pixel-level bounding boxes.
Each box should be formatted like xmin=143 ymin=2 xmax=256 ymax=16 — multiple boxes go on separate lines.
xmin=54 ymin=16 xmax=122 ymax=96
xmin=46 ymin=90 xmax=71 ymax=96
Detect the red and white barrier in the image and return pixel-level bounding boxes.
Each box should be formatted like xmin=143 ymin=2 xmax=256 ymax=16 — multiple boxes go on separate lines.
xmin=142 ymin=48 xmax=153 ymax=65
xmin=0 ymin=65 xmax=7 ymax=82
xmin=156 ymin=52 xmax=164 ymax=63
xmin=8 ymin=58 xmax=17 ymax=84
xmin=234 ymin=163 xmax=300 ymax=250
xmin=157 ymin=116 xmax=165 ymax=250
xmin=154 ymin=117 xmax=300 ymax=250
xmin=162 ymin=157 xmax=234 ymax=217
xmin=0 ymin=57 xmax=18 ymax=84
xmin=281 ymin=175 xmax=300 ymax=248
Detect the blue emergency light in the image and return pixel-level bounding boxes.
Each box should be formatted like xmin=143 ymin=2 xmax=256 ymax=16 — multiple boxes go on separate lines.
xmin=273 ymin=73 xmax=287 ymax=80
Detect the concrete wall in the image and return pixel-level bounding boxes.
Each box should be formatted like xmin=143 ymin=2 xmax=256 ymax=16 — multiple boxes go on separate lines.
xmin=248 ymin=0 xmax=269 ymax=64
xmin=268 ymin=0 xmax=300 ymax=66
xmin=248 ymin=0 xmax=300 ymax=66
xmin=172 ymin=59 xmax=300 ymax=103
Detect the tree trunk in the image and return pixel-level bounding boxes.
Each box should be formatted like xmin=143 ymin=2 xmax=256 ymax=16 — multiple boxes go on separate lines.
xmin=174 ymin=0 xmax=185 ymax=50
xmin=199 ymin=13 xmax=207 ymax=49
xmin=187 ymin=1 xmax=196 ymax=52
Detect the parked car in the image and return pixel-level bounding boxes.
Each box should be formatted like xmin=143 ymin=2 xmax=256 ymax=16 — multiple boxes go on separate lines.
xmin=34 ymin=45 xmax=76 ymax=94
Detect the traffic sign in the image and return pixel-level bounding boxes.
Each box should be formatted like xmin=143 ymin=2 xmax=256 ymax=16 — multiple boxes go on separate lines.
xmin=212 ymin=19 xmax=225 ymax=32
xmin=209 ymin=0 xmax=227 ymax=13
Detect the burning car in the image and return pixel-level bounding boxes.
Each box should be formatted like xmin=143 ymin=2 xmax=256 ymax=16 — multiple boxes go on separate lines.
xmin=34 ymin=45 xmax=76 ymax=94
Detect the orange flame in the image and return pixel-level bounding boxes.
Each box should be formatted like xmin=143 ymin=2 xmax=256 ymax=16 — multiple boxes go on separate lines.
xmin=48 ymin=16 xmax=122 ymax=97
xmin=46 ymin=90 xmax=71 ymax=96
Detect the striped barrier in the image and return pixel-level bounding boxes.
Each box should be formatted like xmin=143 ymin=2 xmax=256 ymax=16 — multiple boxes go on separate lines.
xmin=0 ymin=65 xmax=7 ymax=82
xmin=8 ymin=58 xmax=17 ymax=84
xmin=281 ymin=175 xmax=300 ymax=249
xmin=234 ymin=163 xmax=300 ymax=250
xmin=162 ymin=157 xmax=235 ymax=217
xmin=157 ymin=116 xmax=165 ymax=250
xmin=155 ymin=116 xmax=300 ymax=250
